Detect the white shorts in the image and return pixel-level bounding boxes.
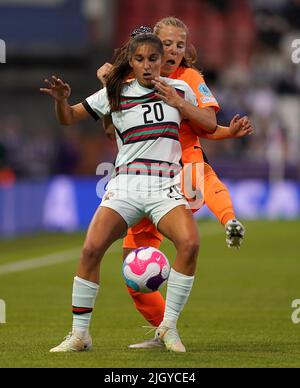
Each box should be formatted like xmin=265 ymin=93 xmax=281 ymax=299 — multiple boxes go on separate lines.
xmin=100 ymin=185 xmax=189 ymax=228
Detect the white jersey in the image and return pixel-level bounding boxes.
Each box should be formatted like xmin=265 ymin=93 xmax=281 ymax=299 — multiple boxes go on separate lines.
xmin=83 ymin=77 xmax=197 ymax=191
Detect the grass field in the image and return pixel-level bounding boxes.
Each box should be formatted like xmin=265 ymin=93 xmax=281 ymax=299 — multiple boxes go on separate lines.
xmin=0 ymin=220 xmax=299 ymax=368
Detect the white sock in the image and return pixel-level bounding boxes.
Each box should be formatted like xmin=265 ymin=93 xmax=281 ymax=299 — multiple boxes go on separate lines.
xmin=72 ymin=276 xmax=99 ymax=337
xmin=161 ymin=268 xmax=195 ymax=329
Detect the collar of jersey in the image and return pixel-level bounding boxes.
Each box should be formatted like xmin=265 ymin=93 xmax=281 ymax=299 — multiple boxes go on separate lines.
xmin=126 ymin=77 xmax=157 ymax=92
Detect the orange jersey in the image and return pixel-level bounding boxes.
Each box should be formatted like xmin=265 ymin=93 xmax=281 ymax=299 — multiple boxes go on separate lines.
xmin=169 ymin=67 xmax=220 ymax=163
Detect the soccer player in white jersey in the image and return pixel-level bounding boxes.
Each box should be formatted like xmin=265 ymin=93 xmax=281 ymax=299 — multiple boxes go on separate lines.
xmin=41 ymin=33 xmax=216 ymax=353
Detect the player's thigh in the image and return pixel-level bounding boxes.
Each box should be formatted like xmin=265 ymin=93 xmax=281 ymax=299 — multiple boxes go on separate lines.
xmin=157 ymin=205 xmax=199 ymax=249
xmin=84 ymin=206 xmax=128 ymax=253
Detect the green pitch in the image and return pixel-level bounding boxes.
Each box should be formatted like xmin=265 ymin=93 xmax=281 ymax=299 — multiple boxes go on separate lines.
xmin=0 ymin=220 xmax=299 ymax=368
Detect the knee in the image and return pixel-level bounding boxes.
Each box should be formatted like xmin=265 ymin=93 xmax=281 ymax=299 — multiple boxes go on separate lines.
xmin=81 ymin=243 xmax=104 ymax=265
xmin=178 ymin=236 xmax=200 ymax=259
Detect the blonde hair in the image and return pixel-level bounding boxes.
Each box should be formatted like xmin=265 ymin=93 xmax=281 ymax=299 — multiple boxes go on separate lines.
xmin=153 ymin=17 xmax=197 ymax=68
xmin=154 ymin=16 xmax=189 ymax=36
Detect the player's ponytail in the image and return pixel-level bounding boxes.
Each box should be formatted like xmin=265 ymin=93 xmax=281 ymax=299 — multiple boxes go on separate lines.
xmin=106 ymin=43 xmax=132 ymax=112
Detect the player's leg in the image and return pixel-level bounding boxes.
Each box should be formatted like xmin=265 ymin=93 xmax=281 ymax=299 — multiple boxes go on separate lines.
xmin=77 ymin=206 xmax=128 ymax=284
xmin=202 ymin=161 xmax=235 ymax=225
xmin=202 ymin=162 xmax=245 ymax=248
xmin=123 ymin=220 xmax=166 ymax=329
xmin=50 ymin=206 xmax=128 ymax=353
xmin=182 ymin=146 xmax=245 ymax=248
xmin=154 ymin=204 xmax=200 ymax=352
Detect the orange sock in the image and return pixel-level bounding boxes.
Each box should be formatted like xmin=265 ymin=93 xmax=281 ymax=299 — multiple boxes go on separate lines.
xmin=203 ymin=164 xmax=235 ymax=225
xmin=126 ymin=286 xmax=165 ymax=327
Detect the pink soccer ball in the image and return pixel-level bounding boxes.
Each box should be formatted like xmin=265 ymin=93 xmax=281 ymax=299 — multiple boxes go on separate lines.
xmin=122 ymin=247 xmax=170 ymax=293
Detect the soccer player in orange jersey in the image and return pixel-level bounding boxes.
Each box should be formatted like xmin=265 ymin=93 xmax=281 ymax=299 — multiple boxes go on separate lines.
xmin=98 ymin=19 xmax=253 ymax=348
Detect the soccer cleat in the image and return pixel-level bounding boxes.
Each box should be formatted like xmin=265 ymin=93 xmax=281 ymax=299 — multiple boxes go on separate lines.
xmin=225 ymin=219 xmax=245 ymax=249
xmin=155 ymin=326 xmax=186 ymax=353
xmin=49 ymin=332 xmax=92 ymax=353
xmin=129 ymin=337 xmax=164 ymax=349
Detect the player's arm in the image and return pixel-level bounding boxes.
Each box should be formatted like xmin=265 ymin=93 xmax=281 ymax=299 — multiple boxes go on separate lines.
xmin=96 ymin=64 xmax=117 ymax=140
xmin=197 ymin=115 xmax=253 ymax=140
xmin=152 ymin=78 xmax=217 ymax=133
xmin=40 ymin=76 xmax=90 ymax=125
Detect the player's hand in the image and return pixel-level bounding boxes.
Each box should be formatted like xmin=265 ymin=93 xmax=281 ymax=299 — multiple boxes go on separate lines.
xmin=229 ymin=114 xmax=254 ymax=138
xmin=97 ymin=63 xmax=113 ymax=86
xmin=152 ymin=78 xmax=182 ymax=107
xmin=40 ymin=76 xmax=71 ymax=101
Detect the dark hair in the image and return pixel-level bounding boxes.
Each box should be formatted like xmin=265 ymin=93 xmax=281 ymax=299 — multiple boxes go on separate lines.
xmin=106 ymin=34 xmax=163 ymax=112
xmin=131 ymin=26 xmax=153 ymax=38
xmin=154 ymin=16 xmax=197 ymax=68
xmin=110 ymin=26 xmax=153 ymax=65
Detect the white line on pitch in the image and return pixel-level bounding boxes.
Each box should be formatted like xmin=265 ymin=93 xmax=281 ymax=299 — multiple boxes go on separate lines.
xmin=0 ymin=227 xmax=221 ymax=276
xmin=0 ymin=248 xmax=80 ymax=276
xmin=0 ymin=245 xmax=122 ymax=276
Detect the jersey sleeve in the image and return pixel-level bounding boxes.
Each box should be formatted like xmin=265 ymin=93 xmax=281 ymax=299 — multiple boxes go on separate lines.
xmin=185 ymin=69 xmax=220 ymax=112
xmin=82 ymin=88 xmax=110 ymax=120
xmin=183 ymin=83 xmax=198 ymax=107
